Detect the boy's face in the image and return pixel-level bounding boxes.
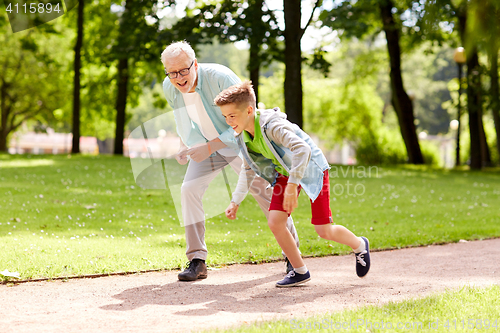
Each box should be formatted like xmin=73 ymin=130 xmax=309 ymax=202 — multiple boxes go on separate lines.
xmin=220 ymin=103 xmax=253 ymax=134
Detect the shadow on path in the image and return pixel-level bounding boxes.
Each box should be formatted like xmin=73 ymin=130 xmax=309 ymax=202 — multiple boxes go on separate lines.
xmin=101 ymin=273 xmax=365 ymax=316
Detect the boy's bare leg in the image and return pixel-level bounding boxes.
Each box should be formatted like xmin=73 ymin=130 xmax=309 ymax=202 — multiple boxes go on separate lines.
xmin=314 ymin=224 xmax=361 ymax=250
xmin=227 ymin=155 xmax=300 ymax=252
xmin=268 ymin=210 xmax=305 ymax=269
xmin=315 ymin=224 xmax=371 ymax=278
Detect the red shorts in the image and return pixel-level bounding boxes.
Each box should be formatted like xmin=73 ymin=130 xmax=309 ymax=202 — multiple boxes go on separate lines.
xmin=269 ymin=170 xmax=332 ymax=225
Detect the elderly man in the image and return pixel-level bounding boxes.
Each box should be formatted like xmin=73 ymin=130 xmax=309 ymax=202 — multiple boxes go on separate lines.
xmin=161 ymin=41 xmax=300 ymax=281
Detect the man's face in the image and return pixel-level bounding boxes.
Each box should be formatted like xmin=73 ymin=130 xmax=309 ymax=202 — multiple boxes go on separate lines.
xmin=220 ymin=103 xmax=253 ymax=134
xmin=164 ymin=53 xmax=198 ymax=94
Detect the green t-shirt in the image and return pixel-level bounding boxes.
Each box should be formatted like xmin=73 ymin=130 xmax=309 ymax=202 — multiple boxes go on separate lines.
xmin=242 ymin=112 xmax=289 ymax=176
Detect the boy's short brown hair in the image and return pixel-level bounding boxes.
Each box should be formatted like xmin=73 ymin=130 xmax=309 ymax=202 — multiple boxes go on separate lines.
xmin=214 ymin=80 xmax=256 ymax=109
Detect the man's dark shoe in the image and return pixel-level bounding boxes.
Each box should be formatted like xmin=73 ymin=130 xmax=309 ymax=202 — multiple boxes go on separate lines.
xmin=285 ymin=257 xmax=294 ymax=274
xmin=178 ymin=259 xmax=207 ymax=281
xmin=355 ymin=237 xmax=371 ymax=278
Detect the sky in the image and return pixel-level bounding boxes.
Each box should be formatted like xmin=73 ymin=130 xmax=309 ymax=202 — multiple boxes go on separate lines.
xmin=263 ymin=0 xmax=339 ymax=52
xmin=156 ymin=0 xmax=339 ymax=53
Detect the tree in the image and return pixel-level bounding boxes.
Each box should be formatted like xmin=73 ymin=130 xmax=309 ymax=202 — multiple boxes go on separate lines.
xmin=379 ymin=0 xmax=423 ymax=164
xmin=488 ymin=34 xmax=500 ymax=164
xmin=468 ymin=0 xmax=500 ymax=165
xmin=321 ymin=0 xmax=424 ymax=164
xmin=247 ymin=0 xmax=265 ymax=103
xmin=283 ymin=0 xmax=322 ymax=128
xmin=167 ymin=0 xmax=324 ymax=125
xmin=0 ymin=24 xmax=70 ymax=151
xmin=164 ymin=0 xmax=282 ymax=104
xmin=489 ymin=35 xmax=500 ymax=164
xmin=72 ymin=0 xmax=163 ymax=154
xmin=455 ymin=1 xmax=491 ymax=168
xmin=466 ymin=50 xmax=484 ymax=169
xmin=415 ymin=0 xmax=494 ymax=168
xmin=72 ymin=0 xmax=84 ymax=154
xmin=111 ymin=0 xmax=162 ymax=155
xmin=77 ymin=0 xmax=122 ymax=143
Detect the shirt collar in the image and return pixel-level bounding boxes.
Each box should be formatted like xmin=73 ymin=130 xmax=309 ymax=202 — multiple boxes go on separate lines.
xmin=242 ymin=130 xmax=252 ymax=143
xmin=194 ymin=65 xmax=202 ymax=92
xmin=242 ymin=112 xmax=260 ymax=143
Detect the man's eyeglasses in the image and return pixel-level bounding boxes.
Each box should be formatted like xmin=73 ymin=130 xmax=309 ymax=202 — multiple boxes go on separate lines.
xmin=165 ymin=60 xmax=195 ymax=79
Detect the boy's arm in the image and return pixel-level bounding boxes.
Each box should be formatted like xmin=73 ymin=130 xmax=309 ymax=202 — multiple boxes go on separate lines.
xmin=225 ymin=158 xmax=256 ymax=219
xmin=266 ymin=120 xmax=311 ymax=185
xmin=230 ymin=158 xmax=256 ymax=205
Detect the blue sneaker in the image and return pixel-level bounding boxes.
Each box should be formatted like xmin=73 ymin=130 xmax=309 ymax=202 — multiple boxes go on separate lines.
xmin=276 ymin=270 xmax=311 ymax=287
xmin=355 ymin=237 xmax=371 ymax=278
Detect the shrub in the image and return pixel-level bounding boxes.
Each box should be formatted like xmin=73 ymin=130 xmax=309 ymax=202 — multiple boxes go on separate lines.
xmin=355 ymin=127 xmax=407 ymax=165
xmin=420 ymin=140 xmax=441 ymax=166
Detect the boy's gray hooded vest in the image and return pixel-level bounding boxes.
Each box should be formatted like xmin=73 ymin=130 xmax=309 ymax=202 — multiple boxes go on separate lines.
xmin=236 ymin=108 xmax=330 ymax=201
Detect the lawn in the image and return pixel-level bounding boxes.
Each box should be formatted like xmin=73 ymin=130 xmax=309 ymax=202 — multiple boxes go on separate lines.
xmin=1 ymin=154 xmax=499 ymax=280
xmin=202 ymin=285 xmax=500 ymax=333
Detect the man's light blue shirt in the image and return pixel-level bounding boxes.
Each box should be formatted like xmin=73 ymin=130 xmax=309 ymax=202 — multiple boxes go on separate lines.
xmin=162 ymin=63 xmax=241 ymax=152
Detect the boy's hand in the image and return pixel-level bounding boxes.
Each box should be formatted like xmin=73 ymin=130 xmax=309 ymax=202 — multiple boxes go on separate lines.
xmin=225 ymin=202 xmax=239 ymax=220
xmin=283 ymin=183 xmax=299 ymax=214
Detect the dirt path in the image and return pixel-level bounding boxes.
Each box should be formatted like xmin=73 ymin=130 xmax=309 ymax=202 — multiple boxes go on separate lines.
xmin=1 ymin=239 xmax=499 ymax=333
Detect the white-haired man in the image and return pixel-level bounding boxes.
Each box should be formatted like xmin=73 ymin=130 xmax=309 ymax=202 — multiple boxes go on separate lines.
xmin=161 ymin=41 xmax=300 ymax=281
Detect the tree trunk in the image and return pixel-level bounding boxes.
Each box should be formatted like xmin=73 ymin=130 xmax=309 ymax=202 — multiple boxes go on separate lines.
xmin=467 ymin=50 xmax=483 ymax=170
xmin=249 ymin=45 xmax=260 ymax=105
xmin=379 ymin=0 xmax=424 ymax=164
xmin=489 ymin=42 xmax=500 ymax=165
xmin=0 ymin=80 xmax=8 ymax=152
xmin=0 ymin=135 xmax=6 ymax=152
xmin=283 ymin=0 xmax=303 ymax=128
xmin=114 ymin=58 xmax=128 ymax=155
xmin=458 ymin=4 xmax=490 ymax=168
xmin=478 ymin=107 xmax=492 ymax=166
xmin=247 ymin=0 xmax=264 ymax=105
xmin=0 ymin=107 xmax=7 ymax=151
xmin=455 ymin=64 xmax=463 ymax=166
xmin=72 ymin=0 xmax=84 ymax=154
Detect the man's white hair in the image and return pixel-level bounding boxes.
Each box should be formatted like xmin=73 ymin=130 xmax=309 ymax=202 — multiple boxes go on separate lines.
xmin=161 ymin=41 xmax=196 ymax=65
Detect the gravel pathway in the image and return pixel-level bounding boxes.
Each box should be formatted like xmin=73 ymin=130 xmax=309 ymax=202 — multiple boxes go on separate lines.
xmin=1 ymin=238 xmax=498 ymax=333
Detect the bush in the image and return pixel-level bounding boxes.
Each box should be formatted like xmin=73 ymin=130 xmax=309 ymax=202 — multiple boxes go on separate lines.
xmin=261 ymin=73 xmax=441 ymax=167
xmin=355 ymin=127 xmax=407 ymax=165
xmin=420 ymin=140 xmax=441 ymax=166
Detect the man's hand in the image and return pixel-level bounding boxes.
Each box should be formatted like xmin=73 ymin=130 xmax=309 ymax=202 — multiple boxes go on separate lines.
xmin=283 ymin=183 xmax=299 ymax=214
xmin=175 ymin=147 xmax=189 ymax=165
xmin=186 ymin=143 xmax=212 ymax=163
xmin=225 ymin=202 xmax=239 ymax=220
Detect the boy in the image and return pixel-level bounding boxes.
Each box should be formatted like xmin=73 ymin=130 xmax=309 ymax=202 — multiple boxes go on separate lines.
xmin=214 ymin=81 xmax=370 ymax=287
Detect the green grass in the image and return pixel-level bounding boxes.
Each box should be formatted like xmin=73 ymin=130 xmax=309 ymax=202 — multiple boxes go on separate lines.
xmin=1 ymin=154 xmax=500 ymax=280
xmin=201 ymin=285 xmax=500 ymax=332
